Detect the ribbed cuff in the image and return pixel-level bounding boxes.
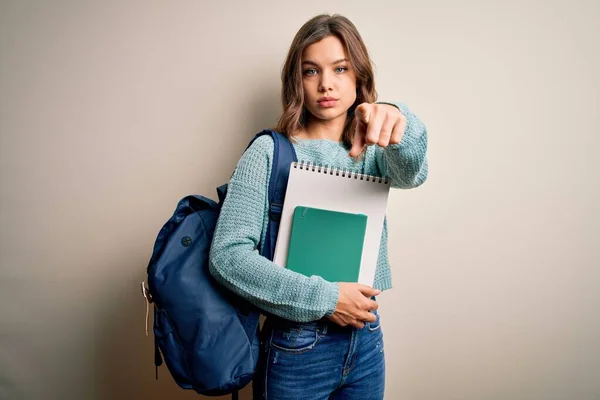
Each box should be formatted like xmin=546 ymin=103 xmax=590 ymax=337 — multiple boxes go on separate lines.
xmin=373 ymin=277 xmax=392 ymax=291
xmin=322 ymin=281 xmax=340 ymax=317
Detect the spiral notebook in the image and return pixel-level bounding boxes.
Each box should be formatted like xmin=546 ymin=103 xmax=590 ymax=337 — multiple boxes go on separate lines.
xmin=273 ymin=161 xmax=391 ymax=286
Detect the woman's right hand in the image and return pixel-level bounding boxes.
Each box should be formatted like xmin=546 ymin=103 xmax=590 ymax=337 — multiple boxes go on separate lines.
xmin=327 ymin=283 xmax=380 ymax=329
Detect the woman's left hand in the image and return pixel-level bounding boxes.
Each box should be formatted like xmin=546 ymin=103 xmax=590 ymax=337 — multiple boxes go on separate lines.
xmin=349 ymin=103 xmax=406 ymax=158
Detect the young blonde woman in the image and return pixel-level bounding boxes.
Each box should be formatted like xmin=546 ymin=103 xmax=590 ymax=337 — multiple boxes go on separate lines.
xmin=209 ymin=14 xmax=428 ymax=400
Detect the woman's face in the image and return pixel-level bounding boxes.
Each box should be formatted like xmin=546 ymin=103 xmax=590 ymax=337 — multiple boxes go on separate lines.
xmin=301 ymin=35 xmax=357 ymax=124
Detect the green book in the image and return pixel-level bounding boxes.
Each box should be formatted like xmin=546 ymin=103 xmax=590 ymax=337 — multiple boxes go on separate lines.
xmin=285 ymin=206 xmax=368 ymax=283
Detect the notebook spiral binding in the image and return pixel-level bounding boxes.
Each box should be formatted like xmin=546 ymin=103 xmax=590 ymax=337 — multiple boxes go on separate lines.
xmin=293 ymin=161 xmax=390 ymax=184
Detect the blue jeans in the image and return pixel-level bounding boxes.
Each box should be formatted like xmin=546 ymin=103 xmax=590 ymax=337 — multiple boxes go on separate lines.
xmin=252 ymin=311 xmax=385 ymax=399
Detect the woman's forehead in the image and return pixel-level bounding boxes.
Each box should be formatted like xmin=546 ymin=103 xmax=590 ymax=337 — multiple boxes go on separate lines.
xmin=301 ymin=36 xmax=348 ymax=64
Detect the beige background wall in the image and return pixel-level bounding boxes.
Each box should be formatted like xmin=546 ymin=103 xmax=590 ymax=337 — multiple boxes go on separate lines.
xmin=1 ymin=1 xmax=598 ymax=399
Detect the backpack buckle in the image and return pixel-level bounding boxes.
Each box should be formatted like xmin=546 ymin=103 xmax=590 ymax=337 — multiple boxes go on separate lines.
xmin=140 ymin=281 xmax=153 ymax=303
xmin=269 ymin=203 xmax=282 ymax=221
xmin=141 ymin=281 xmax=154 ymax=337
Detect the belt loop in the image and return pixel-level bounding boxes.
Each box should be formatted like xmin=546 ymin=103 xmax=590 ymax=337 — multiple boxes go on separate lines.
xmin=320 ymin=321 xmax=328 ymax=336
xmin=371 ymin=295 xmax=378 ymax=316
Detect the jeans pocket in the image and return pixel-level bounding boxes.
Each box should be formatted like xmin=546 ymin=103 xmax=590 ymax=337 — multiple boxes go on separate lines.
xmin=269 ymin=322 xmax=321 ymax=353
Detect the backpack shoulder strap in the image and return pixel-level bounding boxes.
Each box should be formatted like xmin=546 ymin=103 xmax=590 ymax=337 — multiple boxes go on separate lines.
xmin=248 ymin=129 xmax=297 ymax=260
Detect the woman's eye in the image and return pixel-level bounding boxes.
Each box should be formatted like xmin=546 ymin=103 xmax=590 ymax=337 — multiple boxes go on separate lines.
xmin=304 ymin=68 xmax=317 ymax=76
xmin=335 ymin=66 xmax=348 ymax=73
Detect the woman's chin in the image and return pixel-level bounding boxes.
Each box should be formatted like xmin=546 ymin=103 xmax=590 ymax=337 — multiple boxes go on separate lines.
xmin=309 ymin=108 xmax=347 ymax=122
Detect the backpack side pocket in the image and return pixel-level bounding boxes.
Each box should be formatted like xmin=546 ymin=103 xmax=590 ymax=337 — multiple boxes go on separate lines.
xmin=153 ymin=307 xmax=192 ymax=388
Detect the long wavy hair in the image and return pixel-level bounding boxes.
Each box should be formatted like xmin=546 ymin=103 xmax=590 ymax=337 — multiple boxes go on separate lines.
xmin=275 ymin=14 xmax=377 ymax=148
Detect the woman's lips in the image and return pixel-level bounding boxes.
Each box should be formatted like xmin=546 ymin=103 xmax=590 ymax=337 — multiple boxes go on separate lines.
xmin=318 ymin=100 xmax=338 ymax=107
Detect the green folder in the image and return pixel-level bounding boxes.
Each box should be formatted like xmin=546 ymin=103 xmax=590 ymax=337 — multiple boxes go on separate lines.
xmin=285 ymin=206 xmax=368 ymax=283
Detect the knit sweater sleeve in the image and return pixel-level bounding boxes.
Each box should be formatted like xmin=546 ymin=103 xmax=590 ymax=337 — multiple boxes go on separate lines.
xmin=374 ymin=102 xmax=429 ymax=189
xmin=208 ymin=136 xmax=339 ymax=322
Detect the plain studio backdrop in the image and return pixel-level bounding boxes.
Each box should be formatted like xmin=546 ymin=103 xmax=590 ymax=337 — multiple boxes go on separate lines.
xmin=0 ymin=1 xmax=598 ymax=399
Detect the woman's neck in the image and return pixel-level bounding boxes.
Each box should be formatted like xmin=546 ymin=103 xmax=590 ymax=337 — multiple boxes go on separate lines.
xmin=295 ymin=115 xmax=346 ymax=141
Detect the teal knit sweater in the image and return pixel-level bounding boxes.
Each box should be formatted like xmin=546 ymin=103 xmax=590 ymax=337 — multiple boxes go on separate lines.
xmin=209 ymin=102 xmax=428 ymax=322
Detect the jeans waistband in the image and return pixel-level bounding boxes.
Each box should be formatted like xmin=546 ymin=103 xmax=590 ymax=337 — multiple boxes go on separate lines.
xmin=264 ymin=309 xmax=378 ymax=334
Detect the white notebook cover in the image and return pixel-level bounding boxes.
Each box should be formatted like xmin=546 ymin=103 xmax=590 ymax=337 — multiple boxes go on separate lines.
xmin=273 ymin=161 xmax=391 ymax=286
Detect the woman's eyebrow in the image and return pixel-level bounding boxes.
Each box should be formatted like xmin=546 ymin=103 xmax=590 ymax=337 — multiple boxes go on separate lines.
xmin=301 ymin=58 xmax=349 ymax=67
